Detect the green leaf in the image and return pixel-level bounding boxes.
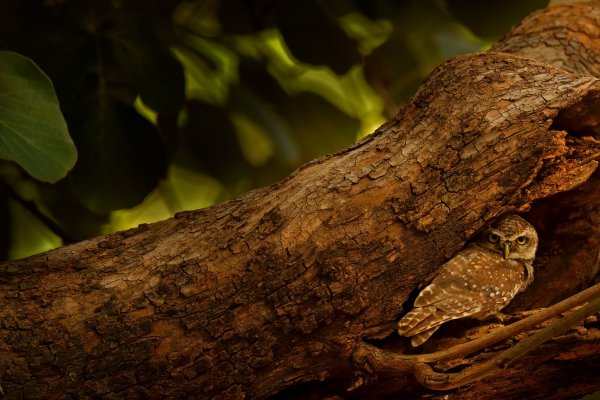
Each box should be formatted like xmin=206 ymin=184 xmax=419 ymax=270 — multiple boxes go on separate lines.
xmin=105 ymin=17 xmax=185 ymax=114
xmin=68 ymin=91 xmax=167 ymax=213
xmin=0 ymin=51 xmax=77 ymax=183
xmin=6 ymin=197 xmax=61 ymax=261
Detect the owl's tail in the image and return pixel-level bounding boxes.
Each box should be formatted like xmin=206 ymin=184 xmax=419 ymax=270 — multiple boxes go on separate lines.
xmin=410 ymin=326 xmax=439 ymax=347
xmin=398 ymin=305 xmax=443 ymax=346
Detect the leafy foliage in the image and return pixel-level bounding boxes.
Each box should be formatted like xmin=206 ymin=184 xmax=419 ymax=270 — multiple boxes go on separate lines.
xmin=0 ymin=51 xmax=76 ymax=183
xmin=0 ymin=0 xmax=549 ymax=260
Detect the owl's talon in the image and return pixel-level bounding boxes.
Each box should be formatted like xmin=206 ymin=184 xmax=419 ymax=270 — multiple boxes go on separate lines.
xmin=347 ymin=374 xmax=365 ymax=391
xmin=487 ymin=312 xmax=509 ymax=324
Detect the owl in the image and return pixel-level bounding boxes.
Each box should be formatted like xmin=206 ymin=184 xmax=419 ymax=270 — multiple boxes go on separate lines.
xmin=398 ymin=214 xmax=538 ymax=347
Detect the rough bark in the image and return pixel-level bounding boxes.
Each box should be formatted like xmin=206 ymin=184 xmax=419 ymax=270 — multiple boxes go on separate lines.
xmin=2 ymin=2 xmax=600 ymax=399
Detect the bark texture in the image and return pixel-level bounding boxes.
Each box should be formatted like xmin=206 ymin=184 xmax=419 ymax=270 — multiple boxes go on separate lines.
xmin=2 ymin=2 xmax=600 ymax=399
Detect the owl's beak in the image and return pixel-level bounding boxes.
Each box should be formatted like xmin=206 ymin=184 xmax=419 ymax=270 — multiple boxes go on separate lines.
xmin=503 ymin=242 xmax=510 ymax=259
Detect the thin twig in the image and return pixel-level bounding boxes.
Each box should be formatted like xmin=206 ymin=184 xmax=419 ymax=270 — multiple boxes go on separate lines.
xmin=413 ymin=294 xmax=600 ymax=390
xmin=350 ymin=282 xmax=600 ymax=390
xmin=410 ymin=281 xmax=600 ymax=363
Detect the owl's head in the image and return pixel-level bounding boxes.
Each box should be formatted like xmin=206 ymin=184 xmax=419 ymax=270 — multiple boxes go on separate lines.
xmin=476 ymin=214 xmax=538 ymax=261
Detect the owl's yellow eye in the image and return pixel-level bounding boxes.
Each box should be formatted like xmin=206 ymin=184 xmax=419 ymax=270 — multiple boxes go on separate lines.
xmin=516 ymin=236 xmax=528 ymax=245
xmin=488 ymin=233 xmax=500 ymax=243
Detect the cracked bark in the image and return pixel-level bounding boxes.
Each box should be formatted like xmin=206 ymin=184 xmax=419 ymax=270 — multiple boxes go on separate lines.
xmin=2 ymin=2 xmax=600 ymax=399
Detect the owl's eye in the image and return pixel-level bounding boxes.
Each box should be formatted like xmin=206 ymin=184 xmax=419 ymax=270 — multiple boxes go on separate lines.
xmin=488 ymin=233 xmax=500 ymax=243
xmin=516 ymin=236 xmax=528 ymax=245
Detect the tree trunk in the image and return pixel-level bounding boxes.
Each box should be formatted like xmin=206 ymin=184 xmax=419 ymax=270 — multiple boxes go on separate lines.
xmin=2 ymin=2 xmax=600 ymax=399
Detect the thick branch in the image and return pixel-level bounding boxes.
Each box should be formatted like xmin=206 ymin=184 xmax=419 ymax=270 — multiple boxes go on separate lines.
xmin=1 ymin=2 xmax=600 ymax=399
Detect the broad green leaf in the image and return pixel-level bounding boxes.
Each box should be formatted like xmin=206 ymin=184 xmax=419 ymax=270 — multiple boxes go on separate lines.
xmin=0 ymin=51 xmax=77 ymax=182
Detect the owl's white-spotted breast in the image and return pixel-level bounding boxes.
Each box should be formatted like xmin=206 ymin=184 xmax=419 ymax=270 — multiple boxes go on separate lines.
xmin=398 ymin=214 xmax=538 ymax=347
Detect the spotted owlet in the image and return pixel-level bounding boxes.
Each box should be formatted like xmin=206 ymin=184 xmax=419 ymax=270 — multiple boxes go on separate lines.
xmin=398 ymin=214 xmax=538 ymax=347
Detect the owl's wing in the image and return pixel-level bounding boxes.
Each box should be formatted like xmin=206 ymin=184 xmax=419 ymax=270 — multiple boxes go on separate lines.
xmin=399 ymin=248 xmax=522 ymax=336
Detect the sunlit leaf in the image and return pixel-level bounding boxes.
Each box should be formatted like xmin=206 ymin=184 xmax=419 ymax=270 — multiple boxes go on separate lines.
xmin=0 ymin=51 xmax=77 ymax=183
xmin=7 ymin=199 xmax=61 ymax=260
xmin=338 ymin=12 xmax=393 ymax=55
xmin=172 ymin=39 xmax=236 ymax=105
xmin=110 ymin=164 xmax=223 ymax=232
xmin=69 ymin=91 xmax=166 ymax=213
